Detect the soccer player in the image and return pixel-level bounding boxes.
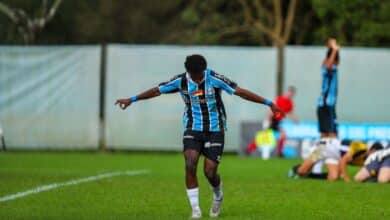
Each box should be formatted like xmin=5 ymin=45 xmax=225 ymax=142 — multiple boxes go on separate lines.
xmin=290 ymin=38 xmax=341 ymax=180
xmin=288 ymin=141 xmax=383 ymax=181
xmin=267 ymin=86 xmax=299 ymax=157
xmin=317 ymin=38 xmax=340 ymax=139
xmin=355 ymin=147 xmax=390 ymax=183
xmin=115 ymin=55 xmax=284 ymax=218
xmin=339 ymin=142 xmax=383 ymax=182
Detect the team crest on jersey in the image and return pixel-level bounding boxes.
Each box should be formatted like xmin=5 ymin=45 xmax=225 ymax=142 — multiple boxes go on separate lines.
xmin=207 ymin=87 xmax=214 ymax=96
xmin=192 ymin=90 xmax=203 ymax=97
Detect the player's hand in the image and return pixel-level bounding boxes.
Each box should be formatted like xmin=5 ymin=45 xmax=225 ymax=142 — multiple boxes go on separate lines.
xmin=343 ymin=176 xmax=351 ymax=182
xmin=329 ymin=39 xmax=339 ymax=50
xmin=270 ymin=103 xmax=285 ymax=120
xmin=115 ymin=98 xmax=132 ymax=110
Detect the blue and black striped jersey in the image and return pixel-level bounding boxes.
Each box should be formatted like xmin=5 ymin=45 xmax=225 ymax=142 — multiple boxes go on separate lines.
xmin=158 ymin=69 xmax=237 ymax=132
xmin=318 ymin=64 xmax=338 ymax=107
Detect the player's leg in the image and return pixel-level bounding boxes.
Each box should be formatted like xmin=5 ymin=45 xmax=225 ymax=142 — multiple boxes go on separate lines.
xmin=329 ymin=106 xmax=338 ymax=138
xmin=297 ymin=159 xmax=315 ymax=176
xmin=377 ymin=167 xmax=390 ymax=183
xmin=317 ymin=106 xmax=330 ymax=138
xmin=183 ymin=130 xmax=203 ymax=218
xmin=377 ymin=157 xmax=390 ymax=183
xmin=270 ymin=119 xmax=283 ymax=157
xmin=204 ymin=157 xmax=222 ymax=192
xmin=204 ymin=158 xmax=223 ymax=217
xmin=202 ymin=131 xmax=224 ymax=217
xmin=184 ymin=149 xmax=202 ymax=218
xmin=277 ymin=128 xmax=286 ymax=157
xmin=325 ymin=139 xmax=341 ymax=181
xmin=184 ymin=149 xmax=201 ymax=188
xmin=354 ymin=167 xmax=371 ymax=182
xmin=325 ymin=163 xmax=339 ymax=181
xmin=296 ymin=140 xmax=328 ymax=176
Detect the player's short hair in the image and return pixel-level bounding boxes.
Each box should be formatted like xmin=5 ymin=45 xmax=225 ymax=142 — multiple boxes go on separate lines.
xmin=185 ymin=54 xmax=207 ymax=75
xmin=369 ymin=142 xmax=384 ymax=151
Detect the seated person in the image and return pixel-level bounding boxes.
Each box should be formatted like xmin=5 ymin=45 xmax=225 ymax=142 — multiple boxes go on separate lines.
xmin=355 ymin=147 xmax=390 ymax=183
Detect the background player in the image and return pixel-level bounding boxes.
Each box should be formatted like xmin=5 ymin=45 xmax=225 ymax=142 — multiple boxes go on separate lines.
xmin=115 ymin=55 xmax=284 ymax=218
xmin=355 ymin=147 xmax=390 ymax=183
xmin=266 ymin=85 xmax=299 ymax=157
xmin=289 ymin=141 xmax=383 ymax=181
xmin=339 ymin=142 xmax=383 ymax=182
xmin=292 ymin=38 xmax=341 ymax=180
xmin=317 ymin=38 xmax=340 ymax=139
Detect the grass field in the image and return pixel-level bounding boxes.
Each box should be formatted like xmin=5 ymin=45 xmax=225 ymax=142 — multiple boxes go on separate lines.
xmin=0 ymin=152 xmax=389 ymax=220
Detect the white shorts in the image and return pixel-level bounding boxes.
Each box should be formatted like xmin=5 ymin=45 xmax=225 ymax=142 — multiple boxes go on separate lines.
xmin=309 ymin=138 xmax=341 ymax=165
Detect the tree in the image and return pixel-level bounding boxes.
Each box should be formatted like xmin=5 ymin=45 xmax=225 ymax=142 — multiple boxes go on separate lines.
xmin=178 ymin=0 xmax=298 ymax=96
xmin=0 ymin=0 xmax=62 ymax=44
xmin=311 ymin=0 xmax=390 ymax=47
xmin=237 ymin=0 xmax=297 ymax=95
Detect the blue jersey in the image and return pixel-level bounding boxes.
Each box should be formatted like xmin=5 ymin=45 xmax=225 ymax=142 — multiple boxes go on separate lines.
xmin=318 ymin=64 xmax=338 ymax=107
xmin=158 ymin=69 xmax=237 ymax=132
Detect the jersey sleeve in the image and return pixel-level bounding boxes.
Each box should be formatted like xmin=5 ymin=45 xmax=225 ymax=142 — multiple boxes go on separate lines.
xmin=158 ymin=75 xmax=182 ymax=94
xmin=210 ymin=72 xmax=238 ymax=95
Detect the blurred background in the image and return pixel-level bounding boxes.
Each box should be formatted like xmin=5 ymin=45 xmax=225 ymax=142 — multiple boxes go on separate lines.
xmin=0 ymin=0 xmax=389 ymax=155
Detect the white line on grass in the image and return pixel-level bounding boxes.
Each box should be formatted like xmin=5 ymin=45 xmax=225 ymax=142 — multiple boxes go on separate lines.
xmin=0 ymin=169 xmax=150 ymax=203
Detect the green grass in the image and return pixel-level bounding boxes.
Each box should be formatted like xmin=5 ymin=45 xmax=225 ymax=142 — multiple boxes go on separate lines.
xmin=0 ymin=152 xmax=389 ymax=220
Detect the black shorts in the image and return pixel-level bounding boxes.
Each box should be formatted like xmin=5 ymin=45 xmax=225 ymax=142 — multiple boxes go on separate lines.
xmin=183 ymin=130 xmax=224 ymax=163
xmin=270 ymin=118 xmax=281 ymax=131
xmin=317 ymin=106 xmax=337 ymax=133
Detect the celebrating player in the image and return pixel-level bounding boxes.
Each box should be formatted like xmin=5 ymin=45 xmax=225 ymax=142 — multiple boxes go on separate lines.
xmin=290 ymin=38 xmax=341 ymax=180
xmin=317 ymin=38 xmax=340 ymax=139
xmin=115 ymin=54 xmax=284 ymax=218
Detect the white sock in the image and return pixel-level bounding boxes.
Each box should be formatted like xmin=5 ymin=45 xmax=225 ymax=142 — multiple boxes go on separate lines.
xmin=186 ymin=188 xmax=200 ymax=210
xmin=211 ymin=181 xmax=223 ymax=201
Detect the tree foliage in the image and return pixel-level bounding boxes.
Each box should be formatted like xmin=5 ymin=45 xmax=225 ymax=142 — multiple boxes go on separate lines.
xmin=0 ymin=0 xmax=388 ymax=46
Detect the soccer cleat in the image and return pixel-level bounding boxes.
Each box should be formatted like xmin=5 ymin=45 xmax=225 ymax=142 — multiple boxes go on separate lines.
xmin=287 ymin=168 xmax=300 ymax=179
xmin=191 ymin=207 xmax=202 ymax=219
xmin=209 ymin=196 xmax=223 ymax=218
xmin=287 ymin=168 xmax=295 ymax=178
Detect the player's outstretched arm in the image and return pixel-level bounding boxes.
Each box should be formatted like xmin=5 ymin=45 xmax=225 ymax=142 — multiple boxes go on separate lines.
xmin=234 ymin=87 xmax=285 ymax=118
xmin=115 ymin=87 xmax=161 ymax=110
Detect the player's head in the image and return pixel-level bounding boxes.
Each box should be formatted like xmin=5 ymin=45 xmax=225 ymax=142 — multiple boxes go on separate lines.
xmin=185 ymin=54 xmax=207 ymax=76
xmin=285 ymin=86 xmax=296 ymax=98
xmin=368 ymin=142 xmax=384 ymax=154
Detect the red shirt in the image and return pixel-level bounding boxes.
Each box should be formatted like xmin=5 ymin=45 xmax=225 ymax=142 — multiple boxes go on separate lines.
xmin=274 ymin=96 xmax=293 ymax=119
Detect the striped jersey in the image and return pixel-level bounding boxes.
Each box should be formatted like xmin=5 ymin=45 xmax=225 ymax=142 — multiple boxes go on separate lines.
xmin=318 ymin=64 xmax=338 ymax=107
xmin=158 ymin=69 xmax=237 ymax=132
